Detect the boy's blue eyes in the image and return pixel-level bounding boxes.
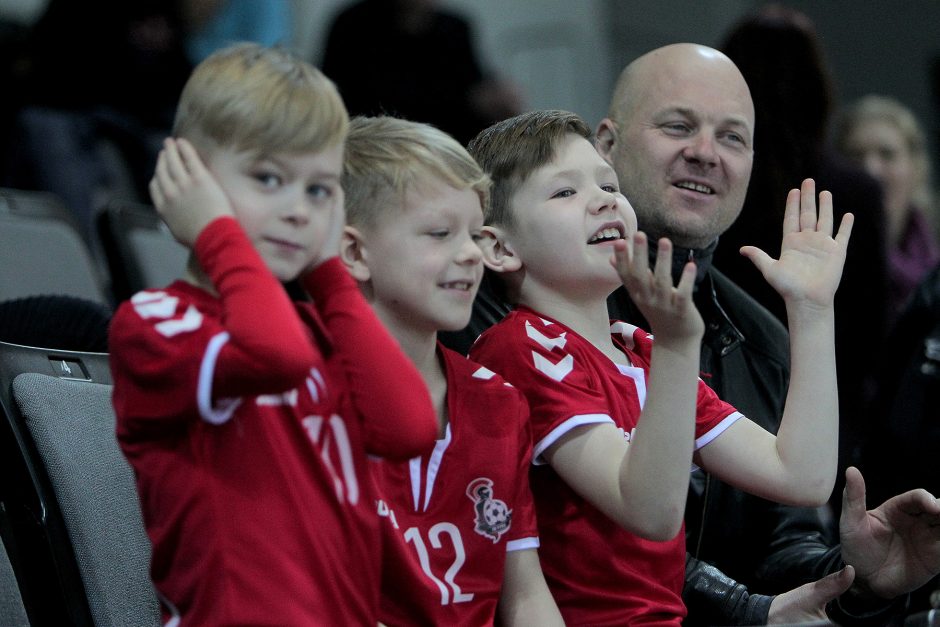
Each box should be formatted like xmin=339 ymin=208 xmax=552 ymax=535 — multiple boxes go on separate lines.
xmin=307 ymin=185 xmax=332 ymax=199
xmin=255 ymin=172 xmax=281 ymax=188
xmin=252 ymin=171 xmax=335 ymax=200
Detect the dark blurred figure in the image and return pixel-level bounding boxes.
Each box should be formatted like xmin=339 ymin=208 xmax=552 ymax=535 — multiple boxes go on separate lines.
xmin=2 ymin=0 xmax=193 ymax=242
xmin=321 ymin=0 xmax=524 ymax=145
xmin=834 ymin=94 xmax=940 ymax=327
xmin=860 ymin=259 xmax=940 ymax=615
xmin=718 ymin=4 xmax=890 ymax=515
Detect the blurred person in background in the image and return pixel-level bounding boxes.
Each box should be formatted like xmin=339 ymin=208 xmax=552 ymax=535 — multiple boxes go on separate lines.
xmin=320 ymin=0 xmax=524 ymax=145
xmin=717 ymin=5 xmax=890 ymax=511
xmin=834 ymin=94 xmax=940 ymax=327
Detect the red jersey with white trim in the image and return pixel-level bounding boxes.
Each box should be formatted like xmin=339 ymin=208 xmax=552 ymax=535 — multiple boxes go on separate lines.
xmin=371 ymin=346 xmax=539 ymax=627
xmin=469 ymin=306 xmax=742 ymax=626
xmin=111 ymin=217 xmax=435 ymax=626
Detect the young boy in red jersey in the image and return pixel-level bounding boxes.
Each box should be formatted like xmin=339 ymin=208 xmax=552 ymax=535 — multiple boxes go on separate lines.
xmin=465 ymin=110 xmax=854 ymax=625
xmin=108 ymin=44 xmax=437 ymax=626
xmin=339 ymin=116 xmax=564 ymax=626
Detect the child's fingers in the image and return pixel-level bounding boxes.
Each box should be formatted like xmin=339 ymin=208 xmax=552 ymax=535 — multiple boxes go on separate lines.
xmin=739 ymin=244 xmax=772 ymax=276
xmin=630 ymin=231 xmax=649 ymax=278
xmin=781 ymin=187 xmax=800 ymax=236
xmin=176 ymin=138 xmax=206 ymax=178
xmin=148 ymin=177 xmax=164 ymax=208
xmin=609 ymin=238 xmax=629 ymax=273
xmin=799 ymin=178 xmax=818 ymax=231
xmin=834 ymin=212 xmax=855 ymax=249
xmin=674 ymin=261 xmax=696 ymax=300
xmin=816 ymin=190 xmax=834 ymax=235
xmin=151 ymin=149 xmax=174 ymax=202
xmin=162 ymin=138 xmax=188 ymax=183
xmin=652 ymin=237 xmax=673 ymax=286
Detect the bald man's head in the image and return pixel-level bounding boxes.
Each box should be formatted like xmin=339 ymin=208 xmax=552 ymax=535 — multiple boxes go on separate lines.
xmin=596 ymin=43 xmax=755 ymax=248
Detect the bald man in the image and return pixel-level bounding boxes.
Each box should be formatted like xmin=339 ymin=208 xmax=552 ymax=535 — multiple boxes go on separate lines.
xmin=597 ymin=43 xmax=940 ymax=625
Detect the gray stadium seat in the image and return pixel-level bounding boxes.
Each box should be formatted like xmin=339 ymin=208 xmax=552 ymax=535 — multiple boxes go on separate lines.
xmin=0 ymin=340 xmax=159 ymax=626
xmin=0 ymin=535 xmax=29 ymax=627
xmin=96 ymin=199 xmax=188 ymax=303
xmin=0 ymin=187 xmax=111 ymax=306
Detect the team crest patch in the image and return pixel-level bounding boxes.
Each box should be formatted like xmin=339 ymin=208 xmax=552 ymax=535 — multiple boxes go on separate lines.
xmin=466 ymin=478 xmax=511 ymax=543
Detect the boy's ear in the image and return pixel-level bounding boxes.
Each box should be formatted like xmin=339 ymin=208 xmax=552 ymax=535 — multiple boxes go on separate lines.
xmin=479 ymin=226 xmax=522 ymax=273
xmin=339 ymin=225 xmax=371 ymax=282
xmin=594 ymin=118 xmax=618 ymax=163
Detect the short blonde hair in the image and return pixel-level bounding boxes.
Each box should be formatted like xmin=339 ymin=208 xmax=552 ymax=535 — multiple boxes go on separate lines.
xmin=467 ymin=110 xmax=592 ymax=227
xmin=834 ymin=94 xmax=933 ymax=212
xmin=343 ymin=116 xmax=490 ymax=227
xmin=173 ymin=43 xmax=348 ymax=155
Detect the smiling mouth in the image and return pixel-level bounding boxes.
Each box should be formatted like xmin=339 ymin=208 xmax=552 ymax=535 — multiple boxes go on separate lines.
xmin=675 ymin=181 xmax=715 ymax=194
xmin=440 ymin=280 xmax=474 ymax=291
xmin=588 ymin=226 xmax=625 ymax=244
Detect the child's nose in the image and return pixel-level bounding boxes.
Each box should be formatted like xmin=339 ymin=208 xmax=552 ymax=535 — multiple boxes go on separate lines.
xmin=283 ymin=199 xmax=311 ymax=225
xmin=588 ymin=189 xmax=617 ymax=215
xmin=457 ymin=236 xmax=483 ymax=264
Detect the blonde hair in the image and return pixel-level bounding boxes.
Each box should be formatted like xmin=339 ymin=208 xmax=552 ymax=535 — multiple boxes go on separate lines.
xmin=173 ymin=43 xmax=348 ymax=155
xmin=343 ymin=116 xmax=490 ymax=227
xmin=467 ymin=110 xmax=592 ymax=227
xmin=834 ymin=94 xmax=933 ymax=212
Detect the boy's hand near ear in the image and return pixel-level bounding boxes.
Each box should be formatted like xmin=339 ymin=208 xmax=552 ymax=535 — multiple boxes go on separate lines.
xmin=307 ymin=186 xmax=347 ymax=272
xmin=149 ymin=137 xmax=233 ymax=247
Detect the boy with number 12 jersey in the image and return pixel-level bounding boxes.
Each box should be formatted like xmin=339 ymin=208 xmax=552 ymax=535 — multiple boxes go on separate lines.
xmin=340 ymin=116 xmax=563 ymax=625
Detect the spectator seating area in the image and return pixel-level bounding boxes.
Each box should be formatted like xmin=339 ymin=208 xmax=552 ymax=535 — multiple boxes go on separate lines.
xmin=0 ymin=186 xmax=182 ymax=625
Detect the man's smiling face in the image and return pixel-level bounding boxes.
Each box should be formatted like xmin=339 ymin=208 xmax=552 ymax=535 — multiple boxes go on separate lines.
xmin=604 ymin=44 xmax=755 ymax=249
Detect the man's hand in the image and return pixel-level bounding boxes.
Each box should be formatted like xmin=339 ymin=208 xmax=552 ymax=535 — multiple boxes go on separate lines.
xmin=840 ymin=466 xmax=940 ymax=599
xmin=149 ymin=137 xmax=233 ymax=247
xmin=610 ymin=229 xmax=703 ymax=347
xmin=740 ymin=178 xmax=853 ymax=311
xmin=767 ymin=566 xmax=855 ymax=625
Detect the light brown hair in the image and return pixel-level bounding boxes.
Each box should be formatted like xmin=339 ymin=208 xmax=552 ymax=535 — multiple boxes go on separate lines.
xmin=467 ymin=110 xmax=592 ymax=227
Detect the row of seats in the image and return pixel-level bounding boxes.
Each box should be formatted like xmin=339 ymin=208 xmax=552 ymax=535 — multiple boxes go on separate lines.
xmin=0 ymin=186 xmax=188 ymax=309
xmin=0 ymin=188 xmax=174 ymax=623
xmin=0 ymin=340 xmax=159 ymax=625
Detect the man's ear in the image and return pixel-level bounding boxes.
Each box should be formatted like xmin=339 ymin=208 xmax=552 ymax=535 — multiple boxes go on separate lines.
xmin=479 ymin=225 xmax=522 ymax=273
xmin=339 ymin=225 xmax=371 ymax=282
xmin=594 ymin=118 xmax=618 ymax=163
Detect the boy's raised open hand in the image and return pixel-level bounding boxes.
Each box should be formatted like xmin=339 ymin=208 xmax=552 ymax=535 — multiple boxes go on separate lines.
xmin=740 ymin=178 xmax=853 ymax=311
xmin=611 ymin=232 xmax=704 ymax=345
xmin=149 ymin=137 xmax=234 ymax=247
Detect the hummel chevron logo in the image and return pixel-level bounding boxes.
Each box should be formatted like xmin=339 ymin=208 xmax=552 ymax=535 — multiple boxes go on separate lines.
xmin=472 ymin=366 xmax=496 ymax=380
xmin=154 ymin=305 xmax=203 ymax=337
xmin=525 ymin=321 xmax=567 ymax=351
xmin=532 ymin=352 xmax=574 ymax=382
xmin=131 ymin=291 xmax=178 ymax=319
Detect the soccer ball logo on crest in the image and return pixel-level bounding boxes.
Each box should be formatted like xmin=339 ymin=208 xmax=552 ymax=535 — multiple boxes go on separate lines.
xmin=466 ymin=477 xmax=512 ymax=542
